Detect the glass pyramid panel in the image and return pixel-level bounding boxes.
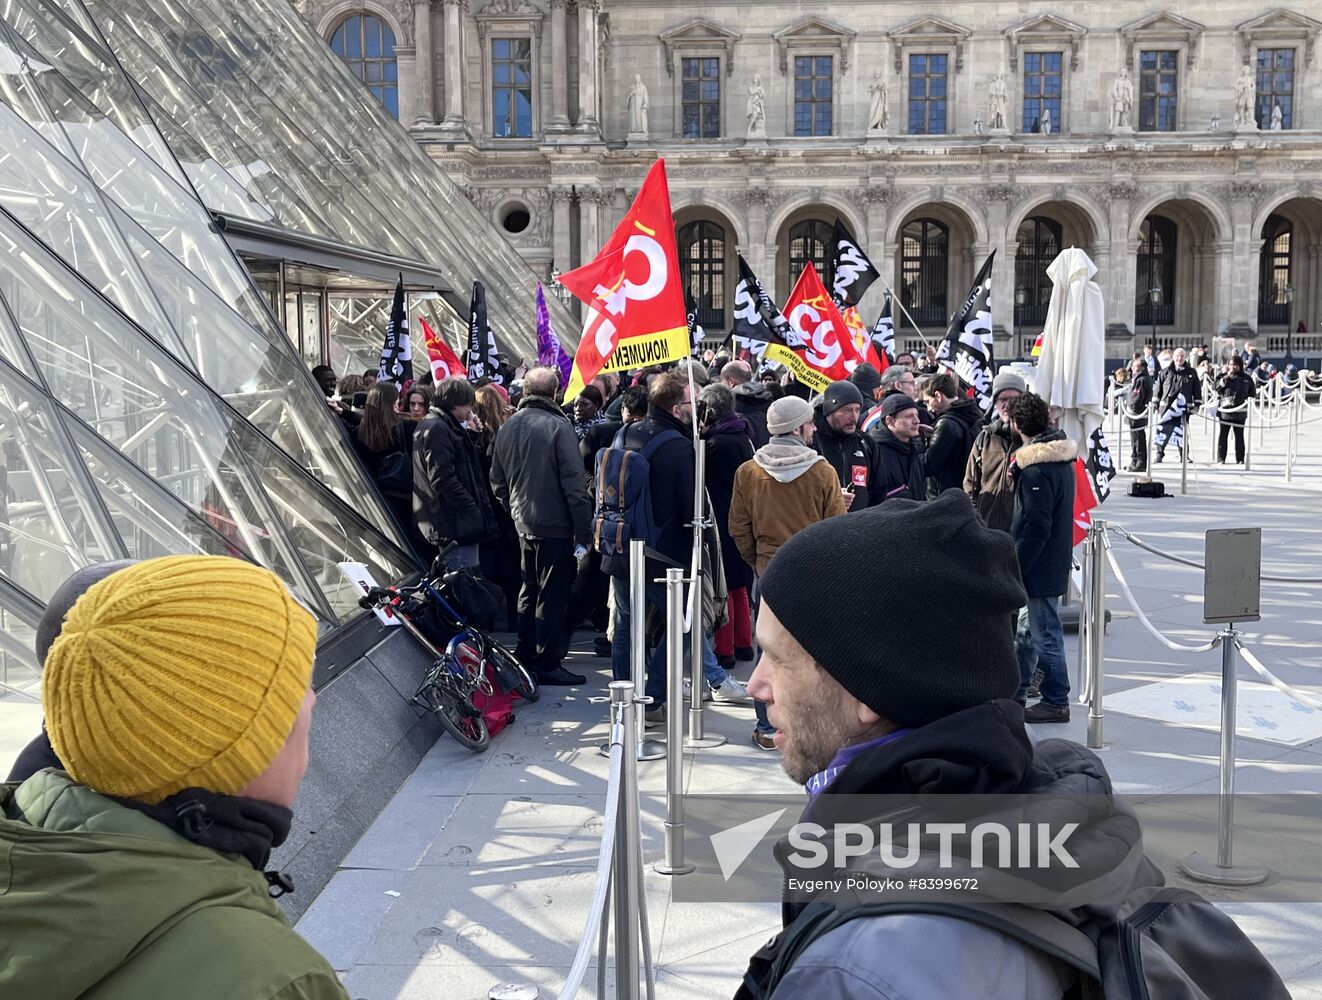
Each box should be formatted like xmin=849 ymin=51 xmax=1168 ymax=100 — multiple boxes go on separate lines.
xmin=69 ymin=416 xmax=260 ymax=564
xmin=0 ymin=101 xmax=179 ymax=351
xmin=0 ymin=579 xmax=41 ymax=698
xmin=0 ymin=211 xmax=421 ymax=622
xmin=107 ymin=202 xmax=405 ymax=545
xmin=1 ymin=0 xmax=185 ymax=188
xmin=0 ymin=14 xmax=407 ymax=546
xmin=85 ymin=0 xmax=580 ymax=355
xmin=0 ymin=359 xmax=119 ymax=603
xmin=89 ymin=0 xmax=419 ymax=259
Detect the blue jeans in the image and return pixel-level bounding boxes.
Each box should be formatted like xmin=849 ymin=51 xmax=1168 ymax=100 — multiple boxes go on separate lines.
xmin=1015 ymin=596 xmax=1070 ymax=706
xmin=610 ymin=575 xmax=728 ymax=703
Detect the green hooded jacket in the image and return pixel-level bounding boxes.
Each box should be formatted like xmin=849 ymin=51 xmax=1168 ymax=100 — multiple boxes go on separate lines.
xmin=0 ymin=770 xmax=347 ymax=1000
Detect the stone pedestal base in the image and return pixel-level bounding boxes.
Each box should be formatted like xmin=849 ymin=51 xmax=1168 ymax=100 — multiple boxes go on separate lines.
xmin=432 ymin=119 xmax=471 ymax=143
xmin=988 ymin=126 xmax=1011 ymax=137
xmin=626 ymin=131 xmax=650 ymax=145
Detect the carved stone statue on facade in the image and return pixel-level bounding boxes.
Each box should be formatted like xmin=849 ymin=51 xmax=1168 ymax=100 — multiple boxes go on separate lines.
xmin=627 ymin=73 xmax=649 ymax=136
xmin=1110 ymin=68 xmax=1135 ymax=130
xmin=987 ymin=74 xmax=1008 ymax=131
xmin=867 ymin=70 xmax=888 ymax=133
xmin=1040 ymin=108 xmax=1052 ymax=135
xmin=746 ymin=72 xmax=766 ymax=137
xmin=1271 ymin=103 xmax=1284 ymax=130
xmin=1233 ymin=64 xmax=1256 ymax=129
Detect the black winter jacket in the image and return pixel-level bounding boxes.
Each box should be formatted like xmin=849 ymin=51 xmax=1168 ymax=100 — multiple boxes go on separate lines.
xmin=490 ymin=396 xmax=593 ymax=544
xmin=1010 ymin=430 xmax=1076 ymax=599
xmin=413 ymin=407 xmax=498 ymax=548
xmin=732 ymin=382 xmax=774 ymax=449
xmin=703 ymin=415 xmax=756 ymax=590
xmin=813 ymin=412 xmax=881 ymax=508
xmin=600 ymin=407 xmax=696 ymax=576
xmin=871 ymin=426 xmax=927 ymax=505
xmin=925 ymin=397 xmax=983 ymax=496
xmin=1126 ymin=370 xmax=1153 ymax=424
xmin=1155 ymin=362 xmax=1201 ymax=418
xmin=1215 ymin=372 xmax=1257 ymax=424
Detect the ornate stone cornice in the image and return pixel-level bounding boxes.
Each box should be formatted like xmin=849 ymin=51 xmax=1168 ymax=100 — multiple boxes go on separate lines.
xmin=1105 ymin=183 xmax=1139 ymax=203
xmin=1229 ymin=180 xmax=1265 ymax=202
xmin=860 ymin=184 xmax=896 ymax=204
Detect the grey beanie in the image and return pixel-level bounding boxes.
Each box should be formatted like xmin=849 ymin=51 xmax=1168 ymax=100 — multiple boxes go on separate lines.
xmin=991 ymin=369 xmax=1027 ymax=402
xmin=821 ymin=380 xmax=865 ymax=416
xmin=759 ymin=491 xmax=1026 ymax=728
xmin=766 ymin=395 xmax=814 ymax=435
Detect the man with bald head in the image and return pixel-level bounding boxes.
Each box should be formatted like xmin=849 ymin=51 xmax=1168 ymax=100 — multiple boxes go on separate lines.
xmin=491 ymin=366 xmax=593 ymax=685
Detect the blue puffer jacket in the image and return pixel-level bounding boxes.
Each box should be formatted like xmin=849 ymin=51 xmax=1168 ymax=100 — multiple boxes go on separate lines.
xmin=1009 ymin=431 xmax=1077 ymax=599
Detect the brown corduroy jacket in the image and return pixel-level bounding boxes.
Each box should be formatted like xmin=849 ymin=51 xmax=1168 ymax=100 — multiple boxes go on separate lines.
xmin=728 ymin=445 xmax=847 ymax=576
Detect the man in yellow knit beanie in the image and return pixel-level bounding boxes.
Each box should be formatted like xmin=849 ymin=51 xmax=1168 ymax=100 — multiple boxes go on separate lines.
xmin=0 ymin=555 xmax=349 ymax=1000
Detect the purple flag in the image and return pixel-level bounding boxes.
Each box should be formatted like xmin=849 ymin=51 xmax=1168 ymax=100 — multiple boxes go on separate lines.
xmin=536 ymin=284 xmax=572 ymax=388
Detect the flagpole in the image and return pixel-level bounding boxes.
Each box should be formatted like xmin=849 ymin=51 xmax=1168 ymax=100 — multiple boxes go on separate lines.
xmin=868 ymin=272 xmax=934 ymax=354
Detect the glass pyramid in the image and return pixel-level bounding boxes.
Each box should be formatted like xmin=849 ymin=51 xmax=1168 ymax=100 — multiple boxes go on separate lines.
xmin=0 ymin=0 xmax=571 ymax=651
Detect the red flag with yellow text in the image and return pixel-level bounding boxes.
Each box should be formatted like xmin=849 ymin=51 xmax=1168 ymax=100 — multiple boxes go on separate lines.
xmin=781 ymin=263 xmax=864 ymax=389
xmin=556 ymin=160 xmax=688 ymax=400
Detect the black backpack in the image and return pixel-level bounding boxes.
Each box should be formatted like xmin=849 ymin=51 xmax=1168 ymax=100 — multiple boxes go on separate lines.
xmin=590 ymin=426 xmax=682 ymax=563
xmin=736 ymin=887 xmax=1289 ymax=1000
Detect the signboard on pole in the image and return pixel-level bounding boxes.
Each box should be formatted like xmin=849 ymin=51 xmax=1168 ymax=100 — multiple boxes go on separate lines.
xmin=1203 ymin=528 xmax=1261 ymax=624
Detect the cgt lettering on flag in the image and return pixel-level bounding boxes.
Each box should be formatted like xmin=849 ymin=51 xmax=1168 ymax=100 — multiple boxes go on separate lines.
xmin=557 ymin=160 xmax=689 ymax=400
xmin=782 ymin=262 xmax=864 ymax=385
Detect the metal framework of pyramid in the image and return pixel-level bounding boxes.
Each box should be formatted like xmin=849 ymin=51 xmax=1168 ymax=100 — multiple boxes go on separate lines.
xmin=0 ymin=0 xmax=575 ymax=698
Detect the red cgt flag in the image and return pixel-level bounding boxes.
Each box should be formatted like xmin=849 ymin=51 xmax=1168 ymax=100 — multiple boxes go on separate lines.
xmin=1071 ymin=456 xmax=1099 ymax=546
xmin=782 ymin=262 xmax=864 ymax=389
xmin=556 ymin=160 xmax=688 ymax=400
xmin=419 ymin=316 xmax=467 ymax=381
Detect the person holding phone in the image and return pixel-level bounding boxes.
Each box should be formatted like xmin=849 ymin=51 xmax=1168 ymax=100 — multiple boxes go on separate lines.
xmin=870 ymin=394 xmax=927 ymax=505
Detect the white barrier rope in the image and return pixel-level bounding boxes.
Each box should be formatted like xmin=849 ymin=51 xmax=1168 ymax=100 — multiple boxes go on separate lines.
xmin=560 ymin=746 xmax=623 ymax=1000
xmin=1109 ymin=525 xmax=1322 ymax=584
xmin=1235 ymin=638 xmax=1322 ymax=712
xmin=1104 ymin=541 xmax=1222 ymax=653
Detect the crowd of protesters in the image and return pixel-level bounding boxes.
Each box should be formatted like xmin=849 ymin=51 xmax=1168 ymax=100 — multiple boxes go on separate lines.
xmin=309 ymin=342 xmax=1091 ymax=740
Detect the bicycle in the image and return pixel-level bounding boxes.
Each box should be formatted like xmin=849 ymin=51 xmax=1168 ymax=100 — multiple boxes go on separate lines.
xmin=357 ymin=543 xmax=539 ymax=752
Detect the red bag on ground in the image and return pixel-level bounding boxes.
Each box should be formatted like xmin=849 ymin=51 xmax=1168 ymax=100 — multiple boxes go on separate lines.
xmin=471 ymin=683 xmax=517 ymax=737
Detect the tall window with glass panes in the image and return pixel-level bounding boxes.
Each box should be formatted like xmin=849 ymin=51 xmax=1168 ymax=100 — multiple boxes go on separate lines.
xmin=1022 ymin=51 xmax=1062 ymax=133
xmin=682 ymin=57 xmax=720 ymax=139
xmin=492 ymin=37 xmax=532 ymax=137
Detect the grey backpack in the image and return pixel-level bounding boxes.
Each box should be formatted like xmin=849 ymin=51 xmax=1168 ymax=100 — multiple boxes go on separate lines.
xmin=736 ymin=886 xmax=1290 ymax=1000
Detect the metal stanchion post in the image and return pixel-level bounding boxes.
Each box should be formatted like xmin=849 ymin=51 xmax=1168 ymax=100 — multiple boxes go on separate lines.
xmin=1145 ymin=398 xmax=1156 ymax=477
xmin=1180 ymin=413 xmax=1189 ymax=495
xmin=1075 ymin=529 xmax=1092 ymax=704
xmin=1179 ymin=628 xmax=1268 ymax=885
xmin=655 ymin=568 xmax=693 ymax=876
xmin=1086 ymin=521 xmax=1107 ymax=750
xmin=609 ymin=681 xmax=643 ymax=1000
xmin=601 ymin=541 xmax=666 ymax=761
xmin=1286 ymin=391 xmax=1300 ymax=482
xmin=685 ymin=446 xmax=725 ymax=750
xmin=1244 ymin=402 xmax=1253 ymax=472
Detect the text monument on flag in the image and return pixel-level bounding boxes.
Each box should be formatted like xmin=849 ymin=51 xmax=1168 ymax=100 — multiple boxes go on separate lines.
xmin=556 ymin=159 xmax=689 ymax=399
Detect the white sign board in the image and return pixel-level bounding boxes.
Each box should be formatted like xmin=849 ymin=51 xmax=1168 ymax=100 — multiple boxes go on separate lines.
xmin=338 ymin=561 xmax=401 ymax=627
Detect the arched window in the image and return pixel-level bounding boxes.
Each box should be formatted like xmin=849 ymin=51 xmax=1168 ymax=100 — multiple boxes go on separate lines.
xmin=1135 ymin=215 xmax=1176 ymax=326
xmin=900 ymin=218 xmax=948 ymax=328
xmin=1014 ymin=217 xmax=1062 ymax=327
xmin=788 ymin=219 xmax=834 ymax=289
xmin=678 ymin=221 xmax=726 ymax=330
xmin=330 ymin=13 xmax=399 ymax=118
xmin=1258 ymin=215 xmax=1293 ymax=326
